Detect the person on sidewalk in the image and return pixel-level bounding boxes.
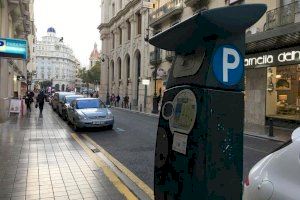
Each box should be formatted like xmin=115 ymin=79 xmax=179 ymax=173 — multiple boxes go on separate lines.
xmin=24 ymin=92 xmax=33 ymax=112
xmin=116 ymin=95 xmax=120 ymax=107
xmin=124 ymin=95 xmax=129 ymax=108
xmin=36 ymin=90 xmax=46 ymax=115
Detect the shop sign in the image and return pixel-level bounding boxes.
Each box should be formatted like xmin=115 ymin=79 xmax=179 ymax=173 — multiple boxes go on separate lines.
xmin=245 ymin=46 xmax=300 ymax=68
xmin=0 ymin=38 xmax=28 ymax=60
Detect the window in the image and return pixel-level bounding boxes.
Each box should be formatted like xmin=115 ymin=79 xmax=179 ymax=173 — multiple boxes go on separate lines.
xmin=112 ymin=33 xmax=115 ymax=49
xmin=119 ymin=27 xmax=122 ymax=45
xmin=76 ymin=100 xmax=105 ymax=109
xmin=112 ymin=3 xmax=115 ymax=16
xmin=119 ymin=0 xmax=122 ymax=10
xmin=137 ymin=13 xmax=142 ymax=35
xmin=266 ymin=65 xmax=300 ymax=121
xmin=127 ymin=20 xmax=131 ymax=40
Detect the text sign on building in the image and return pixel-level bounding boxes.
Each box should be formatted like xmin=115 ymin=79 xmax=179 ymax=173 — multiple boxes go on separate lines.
xmin=0 ymin=38 xmax=28 ymax=60
xmin=245 ymin=46 xmax=300 ymax=68
xmin=212 ymin=45 xmax=244 ymax=86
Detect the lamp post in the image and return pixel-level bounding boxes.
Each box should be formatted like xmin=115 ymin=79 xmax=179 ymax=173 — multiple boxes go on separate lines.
xmin=152 ymin=47 xmax=159 ymax=114
xmin=101 ymin=54 xmax=110 ymax=105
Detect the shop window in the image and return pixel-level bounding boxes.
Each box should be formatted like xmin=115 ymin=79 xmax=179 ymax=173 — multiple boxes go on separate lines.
xmin=266 ymin=65 xmax=300 ymax=121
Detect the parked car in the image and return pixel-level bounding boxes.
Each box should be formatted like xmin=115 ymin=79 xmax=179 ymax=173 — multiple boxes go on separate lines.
xmin=49 ymin=93 xmax=55 ymax=105
xmin=61 ymin=95 xmax=84 ymax=120
xmin=52 ymin=92 xmax=74 ymax=111
xmin=57 ymin=92 xmax=76 ymax=116
xmin=67 ymin=98 xmax=114 ymax=131
xmin=243 ymin=127 xmax=300 ymax=200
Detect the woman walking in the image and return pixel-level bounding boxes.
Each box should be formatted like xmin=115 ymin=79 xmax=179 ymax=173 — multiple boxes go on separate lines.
xmin=36 ymin=90 xmax=46 ymax=115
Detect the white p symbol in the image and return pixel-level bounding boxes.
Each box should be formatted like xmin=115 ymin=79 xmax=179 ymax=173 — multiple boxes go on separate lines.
xmin=223 ymin=47 xmax=240 ymax=82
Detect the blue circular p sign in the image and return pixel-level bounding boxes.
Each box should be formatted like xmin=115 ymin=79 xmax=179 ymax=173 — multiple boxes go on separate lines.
xmin=0 ymin=41 xmax=4 ymax=46
xmin=212 ymin=45 xmax=244 ymax=86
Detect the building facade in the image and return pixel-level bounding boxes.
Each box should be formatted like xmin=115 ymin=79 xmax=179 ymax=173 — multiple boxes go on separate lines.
xmin=99 ymin=0 xmax=153 ymax=109
xmin=0 ymin=0 xmax=35 ymax=122
xmin=33 ymin=28 xmax=77 ymax=92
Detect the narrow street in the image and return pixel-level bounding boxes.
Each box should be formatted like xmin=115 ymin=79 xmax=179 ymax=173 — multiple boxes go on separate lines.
xmin=83 ymin=108 xmax=285 ymax=189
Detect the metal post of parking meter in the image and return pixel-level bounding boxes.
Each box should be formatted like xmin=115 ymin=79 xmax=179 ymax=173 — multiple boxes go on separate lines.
xmin=149 ymin=4 xmax=267 ymax=200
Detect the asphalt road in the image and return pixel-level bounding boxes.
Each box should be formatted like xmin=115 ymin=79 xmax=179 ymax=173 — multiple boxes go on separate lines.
xmin=85 ymin=108 xmax=284 ymax=189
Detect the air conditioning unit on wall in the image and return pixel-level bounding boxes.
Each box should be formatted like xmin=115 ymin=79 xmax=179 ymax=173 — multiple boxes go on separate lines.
xmin=246 ymin=27 xmax=261 ymax=35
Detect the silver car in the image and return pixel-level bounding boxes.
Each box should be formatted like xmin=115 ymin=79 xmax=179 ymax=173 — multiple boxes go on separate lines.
xmin=61 ymin=95 xmax=84 ymax=120
xmin=67 ymin=98 xmax=114 ymax=131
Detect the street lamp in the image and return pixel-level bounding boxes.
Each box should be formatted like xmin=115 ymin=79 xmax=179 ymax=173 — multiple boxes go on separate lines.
xmin=101 ymin=54 xmax=110 ymax=105
xmin=152 ymin=47 xmax=159 ymax=114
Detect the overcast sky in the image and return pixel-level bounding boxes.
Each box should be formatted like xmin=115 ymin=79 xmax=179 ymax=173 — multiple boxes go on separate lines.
xmin=34 ymin=0 xmax=101 ymax=67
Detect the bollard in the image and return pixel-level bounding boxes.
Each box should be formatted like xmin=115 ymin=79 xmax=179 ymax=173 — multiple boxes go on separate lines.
xmin=122 ymin=102 xmax=124 ymax=108
xmin=140 ymin=104 xmax=142 ymax=112
xmin=269 ymin=118 xmax=274 ymax=137
xmin=129 ymin=103 xmax=131 ymax=110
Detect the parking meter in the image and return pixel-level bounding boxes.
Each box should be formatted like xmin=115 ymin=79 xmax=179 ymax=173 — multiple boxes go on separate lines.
xmin=149 ymin=4 xmax=266 ymax=200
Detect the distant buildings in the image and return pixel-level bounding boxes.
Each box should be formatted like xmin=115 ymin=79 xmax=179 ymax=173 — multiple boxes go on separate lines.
xmin=89 ymin=43 xmax=100 ymax=70
xmin=33 ymin=27 xmax=77 ymax=91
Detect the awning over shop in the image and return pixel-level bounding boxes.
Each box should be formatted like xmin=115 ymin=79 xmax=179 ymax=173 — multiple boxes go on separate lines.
xmin=246 ymin=22 xmax=300 ymax=54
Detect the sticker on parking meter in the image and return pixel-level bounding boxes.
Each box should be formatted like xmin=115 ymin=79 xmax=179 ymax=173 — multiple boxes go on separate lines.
xmin=169 ymin=89 xmax=197 ymax=135
xmin=212 ymin=45 xmax=244 ymax=86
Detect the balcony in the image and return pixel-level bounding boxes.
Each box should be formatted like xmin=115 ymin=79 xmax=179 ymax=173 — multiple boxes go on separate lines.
xmin=184 ymin=0 xmax=209 ymax=11
xmin=265 ymin=1 xmax=300 ymax=31
xmin=149 ymin=0 xmax=184 ymax=27
xmin=165 ymin=51 xmax=175 ymax=62
xmin=150 ymin=49 xmax=162 ymax=65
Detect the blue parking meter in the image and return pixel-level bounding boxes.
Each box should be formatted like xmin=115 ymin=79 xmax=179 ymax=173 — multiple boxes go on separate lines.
xmin=149 ymin=4 xmax=266 ymax=200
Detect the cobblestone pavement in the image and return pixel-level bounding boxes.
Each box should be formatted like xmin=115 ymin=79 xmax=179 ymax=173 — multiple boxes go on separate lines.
xmin=0 ymin=104 xmax=125 ymax=200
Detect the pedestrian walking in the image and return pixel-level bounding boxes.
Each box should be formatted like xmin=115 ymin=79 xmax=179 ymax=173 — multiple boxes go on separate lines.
xmin=124 ymin=95 xmax=129 ymax=108
xmin=24 ymin=92 xmax=33 ymax=112
xmin=111 ymin=93 xmax=115 ymax=106
xmin=36 ymin=90 xmax=46 ymax=116
xmin=116 ymin=95 xmax=120 ymax=107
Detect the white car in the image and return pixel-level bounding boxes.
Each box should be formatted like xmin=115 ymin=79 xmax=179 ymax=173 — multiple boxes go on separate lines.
xmin=243 ymin=128 xmax=300 ymax=200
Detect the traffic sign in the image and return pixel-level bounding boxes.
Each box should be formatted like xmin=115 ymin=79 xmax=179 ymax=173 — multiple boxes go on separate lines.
xmin=212 ymin=45 xmax=244 ymax=86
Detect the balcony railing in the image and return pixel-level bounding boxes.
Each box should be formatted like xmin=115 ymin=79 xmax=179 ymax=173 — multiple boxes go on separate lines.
xmin=150 ymin=49 xmax=162 ymax=65
xmin=265 ymin=1 xmax=300 ymax=31
xmin=149 ymin=0 xmax=183 ymax=26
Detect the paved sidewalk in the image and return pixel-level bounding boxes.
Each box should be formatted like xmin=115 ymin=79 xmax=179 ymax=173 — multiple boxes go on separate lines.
xmin=112 ymin=106 xmax=293 ymax=142
xmin=0 ymin=105 xmax=124 ymax=200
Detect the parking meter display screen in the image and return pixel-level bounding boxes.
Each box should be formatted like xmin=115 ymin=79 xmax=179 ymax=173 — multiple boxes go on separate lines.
xmin=170 ymin=89 xmax=197 ymax=135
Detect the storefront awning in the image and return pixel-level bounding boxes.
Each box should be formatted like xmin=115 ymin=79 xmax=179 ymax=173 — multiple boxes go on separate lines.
xmin=246 ymin=22 xmax=300 ymax=54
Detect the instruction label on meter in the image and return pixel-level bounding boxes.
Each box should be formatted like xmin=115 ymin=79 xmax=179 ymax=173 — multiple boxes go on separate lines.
xmin=172 ymin=132 xmax=188 ymax=155
xmin=169 ymin=89 xmax=197 ymax=135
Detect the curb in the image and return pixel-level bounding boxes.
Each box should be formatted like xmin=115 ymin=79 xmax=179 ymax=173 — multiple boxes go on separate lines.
xmin=244 ymin=132 xmax=287 ymax=143
xmin=112 ymin=106 xmax=159 ymax=118
xmin=112 ymin=107 xmax=289 ymax=143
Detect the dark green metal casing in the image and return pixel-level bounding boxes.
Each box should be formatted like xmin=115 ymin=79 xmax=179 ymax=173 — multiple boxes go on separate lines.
xmin=149 ymin=4 xmax=266 ymax=200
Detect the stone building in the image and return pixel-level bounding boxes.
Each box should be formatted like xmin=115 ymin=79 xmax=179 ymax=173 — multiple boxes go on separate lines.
xmin=0 ymin=0 xmax=35 ymax=122
xmin=98 ymin=0 xmax=153 ymax=109
xmin=33 ymin=27 xmax=77 ymax=92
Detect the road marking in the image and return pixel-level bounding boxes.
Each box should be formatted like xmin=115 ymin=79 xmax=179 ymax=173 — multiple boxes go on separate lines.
xmin=71 ymin=133 xmax=138 ymax=200
xmin=244 ymin=145 xmax=269 ymax=154
xmin=82 ymin=134 xmax=155 ymax=200
xmin=116 ymin=127 xmax=126 ymax=132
